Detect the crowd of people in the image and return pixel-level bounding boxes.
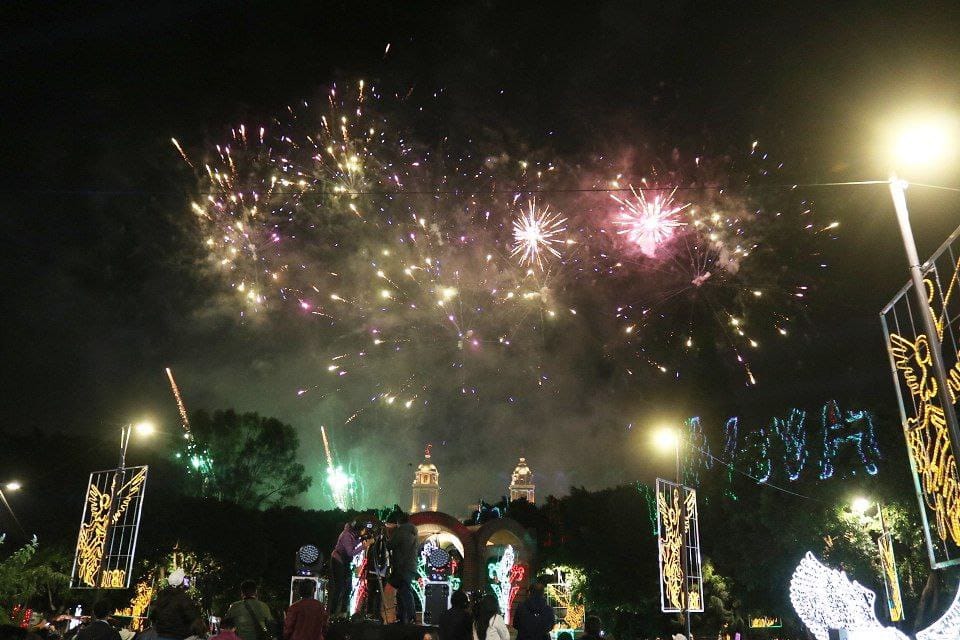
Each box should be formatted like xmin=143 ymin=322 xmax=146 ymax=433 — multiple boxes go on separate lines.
xmin=0 ymin=576 xmax=586 ymax=640
xmin=1 ymin=513 xmax=610 ymax=640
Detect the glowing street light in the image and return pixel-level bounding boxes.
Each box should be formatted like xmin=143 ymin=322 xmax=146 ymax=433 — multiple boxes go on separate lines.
xmin=134 ymin=421 xmax=156 ymax=437
xmin=653 ymin=425 xmax=690 ymax=640
xmin=851 ymin=496 xmax=871 ymax=517
xmin=653 ymin=427 xmax=679 ymax=453
xmin=0 ymin=481 xmax=25 ymax=536
xmin=885 ymin=113 xmax=960 ymax=475
xmin=118 ymin=419 xmax=157 ymax=469
xmin=886 ymin=112 xmax=956 ymax=171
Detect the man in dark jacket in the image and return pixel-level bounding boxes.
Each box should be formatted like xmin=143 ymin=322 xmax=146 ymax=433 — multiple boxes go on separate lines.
xmin=386 ymin=513 xmax=418 ymax=625
xmin=152 ymin=570 xmax=203 ymax=640
xmin=437 ymin=591 xmax=471 ymax=640
xmin=512 ymin=582 xmax=555 ymax=640
xmin=76 ymin=601 xmax=121 ymax=640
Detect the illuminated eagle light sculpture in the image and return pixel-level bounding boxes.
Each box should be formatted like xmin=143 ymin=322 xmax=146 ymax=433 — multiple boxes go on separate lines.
xmin=791 ymin=552 xmax=960 ymax=640
xmin=789 ymin=552 xmax=908 ymax=640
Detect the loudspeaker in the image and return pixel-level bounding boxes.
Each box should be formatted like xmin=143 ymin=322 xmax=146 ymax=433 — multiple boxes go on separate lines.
xmin=422 ymin=582 xmax=451 ymax=624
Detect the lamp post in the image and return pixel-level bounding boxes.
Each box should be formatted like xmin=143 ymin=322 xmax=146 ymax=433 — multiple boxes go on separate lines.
xmin=886 ymin=115 xmax=960 ymax=475
xmin=0 ymin=481 xmax=25 ymax=537
xmin=851 ymin=496 xmax=902 ymax=622
xmin=98 ymin=420 xmax=154 ymax=586
xmin=656 ymin=428 xmax=690 ymax=640
xmin=887 ymin=177 xmax=960 ymax=467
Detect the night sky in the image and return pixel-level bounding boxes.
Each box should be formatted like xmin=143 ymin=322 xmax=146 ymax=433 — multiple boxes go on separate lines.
xmin=4 ymin=1 xmax=960 ymax=513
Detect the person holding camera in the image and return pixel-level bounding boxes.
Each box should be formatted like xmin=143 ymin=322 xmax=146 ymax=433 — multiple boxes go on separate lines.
xmin=386 ymin=513 xmax=418 ymax=625
xmin=329 ymin=521 xmax=371 ymax=619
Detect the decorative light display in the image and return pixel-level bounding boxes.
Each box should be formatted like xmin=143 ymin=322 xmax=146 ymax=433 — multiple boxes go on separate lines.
xmin=114 ymin=581 xmax=154 ymax=631
xmin=544 ymin=566 xmax=585 ymax=631
xmin=11 ymin=605 xmax=32 ymax=629
xmin=789 ymin=552 xmax=908 ymax=640
xmin=819 ymin=402 xmax=880 ymax=479
xmin=348 ymin=549 xmax=368 ymax=615
xmin=418 ymin=535 xmax=462 ymax=597
xmin=488 ymin=545 xmax=526 ymax=625
xmin=748 ymin=616 xmax=782 ymax=628
xmin=683 ymin=400 xmax=881 ymax=489
xmin=655 ymin=478 xmax=703 ymax=613
xmin=878 ymin=529 xmax=903 ymax=622
xmin=637 ymin=482 xmax=658 ymax=536
xmin=70 ymin=466 xmax=148 ymax=589
xmin=881 ymin=227 xmax=960 ymax=568
xmin=777 ymin=409 xmax=807 ymax=481
xmin=742 ymin=420 xmax=771 ymax=483
xmin=916 ymin=587 xmax=960 ymax=640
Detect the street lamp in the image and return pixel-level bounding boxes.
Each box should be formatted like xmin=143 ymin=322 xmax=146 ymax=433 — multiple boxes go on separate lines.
xmin=654 ymin=426 xmax=690 ymax=640
xmin=118 ymin=420 xmax=155 ymax=469
xmin=885 ymin=115 xmax=960 ymax=478
xmin=848 ymin=496 xmax=903 ymax=622
xmin=851 ymin=496 xmax=872 ymax=517
xmin=0 ymin=481 xmax=26 ymax=537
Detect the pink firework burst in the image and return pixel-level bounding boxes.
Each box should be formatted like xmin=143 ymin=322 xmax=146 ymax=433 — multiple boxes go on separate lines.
xmin=611 ymin=186 xmax=689 ymax=257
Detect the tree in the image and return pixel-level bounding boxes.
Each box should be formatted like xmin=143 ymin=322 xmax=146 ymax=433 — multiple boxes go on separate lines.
xmin=183 ymin=409 xmax=312 ymax=508
xmin=0 ymin=536 xmax=71 ymax=622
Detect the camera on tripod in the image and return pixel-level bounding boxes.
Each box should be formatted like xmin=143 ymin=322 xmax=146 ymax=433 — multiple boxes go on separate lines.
xmin=355 ymin=516 xmax=384 ymax=541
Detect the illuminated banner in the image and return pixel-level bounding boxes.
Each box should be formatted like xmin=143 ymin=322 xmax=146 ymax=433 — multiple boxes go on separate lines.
xmin=655 ymin=478 xmax=703 ymax=613
xmin=70 ymin=466 xmax=148 ymax=588
xmin=881 ymin=224 xmax=960 ymax=568
xmin=879 ymin=531 xmax=904 ymax=622
xmin=749 ymin=616 xmax=782 ymax=628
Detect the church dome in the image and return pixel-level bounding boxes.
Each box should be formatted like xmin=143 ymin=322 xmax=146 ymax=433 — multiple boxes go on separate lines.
xmin=511 ymin=457 xmax=532 ymax=484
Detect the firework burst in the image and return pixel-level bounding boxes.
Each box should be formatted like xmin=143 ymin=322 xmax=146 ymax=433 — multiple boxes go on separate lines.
xmin=611 ymin=185 xmax=689 ymax=258
xmin=510 ymin=200 xmax=567 ymax=269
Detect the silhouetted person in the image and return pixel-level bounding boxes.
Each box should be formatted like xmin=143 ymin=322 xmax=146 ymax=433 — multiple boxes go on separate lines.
xmin=153 ymin=571 xmax=203 ymax=640
xmin=225 ymin=581 xmax=274 ymax=640
xmin=284 ymin=580 xmax=329 ymax=640
xmin=209 ymin=618 xmax=240 ymax=640
xmin=438 ymin=591 xmax=471 ymax=640
xmin=512 ymin=583 xmax=554 ymax=640
xmin=579 ymin=617 xmax=603 ymax=640
xmin=471 ymin=595 xmax=507 ymax=640
xmin=387 ymin=513 xmax=418 ymax=625
xmin=76 ymin=602 xmax=120 ymax=640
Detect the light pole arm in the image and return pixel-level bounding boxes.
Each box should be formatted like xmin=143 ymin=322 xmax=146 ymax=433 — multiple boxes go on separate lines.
xmin=889 ymin=176 xmax=960 ymax=475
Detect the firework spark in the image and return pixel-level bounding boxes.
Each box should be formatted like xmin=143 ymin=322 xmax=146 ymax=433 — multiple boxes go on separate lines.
xmin=611 ymin=186 xmax=689 ymax=258
xmin=510 ymin=200 xmax=567 ymax=269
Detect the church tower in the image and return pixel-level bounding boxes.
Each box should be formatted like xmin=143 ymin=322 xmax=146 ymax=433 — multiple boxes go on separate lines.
xmin=509 ymin=457 xmax=535 ymax=503
xmin=411 ymin=444 xmax=440 ymax=513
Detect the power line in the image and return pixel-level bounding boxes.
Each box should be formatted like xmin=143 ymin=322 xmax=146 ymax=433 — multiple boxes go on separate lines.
xmin=0 ymin=179 xmax=923 ymax=198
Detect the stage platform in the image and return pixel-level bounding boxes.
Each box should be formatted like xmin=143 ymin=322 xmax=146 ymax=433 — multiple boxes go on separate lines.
xmin=328 ymin=621 xmax=434 ymax=640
